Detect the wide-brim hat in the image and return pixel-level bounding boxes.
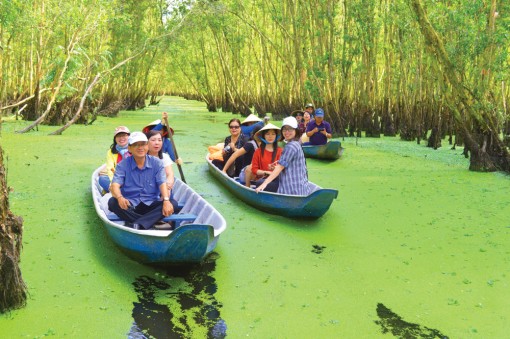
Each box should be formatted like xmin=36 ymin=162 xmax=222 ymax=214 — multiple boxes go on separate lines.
xmin=114 ymin=126 xmax=130 ymax=137
xmin=241 ymin=114 xmax=262 ymax=125
xmin=142 ymin=119 xmax=174 ymax=136
xmin=254 ymin=123 xmax=281 ymax=142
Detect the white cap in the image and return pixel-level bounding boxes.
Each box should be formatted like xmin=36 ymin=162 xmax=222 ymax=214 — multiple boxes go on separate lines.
xmin=128 ymin=131 xmax=148 ymax=145
xmin=282 ymin=116 xmax=298 ymax=129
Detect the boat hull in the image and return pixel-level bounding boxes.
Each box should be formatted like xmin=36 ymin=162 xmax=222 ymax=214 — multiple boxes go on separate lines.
xmin=92 ymin=166 xmax=226 ymax=264
xmin=302 ymin=140 xmax=343 ymax=160
xmin=207 ymin=155 xmax=338 ymax=219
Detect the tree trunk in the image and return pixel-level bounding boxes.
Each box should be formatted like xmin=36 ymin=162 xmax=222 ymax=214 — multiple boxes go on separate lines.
xmin=0 ymin=146 xmax=27 ymax=313
xmin=410 ymin=0 xmax=510 ymax=172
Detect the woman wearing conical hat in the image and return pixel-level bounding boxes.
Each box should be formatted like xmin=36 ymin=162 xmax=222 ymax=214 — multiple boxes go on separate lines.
xmin=251 ymin=123 xmax=283 ymax=192
xmin=240 ymin=113 xmax=265 ymax=136
xmin=256 ymin=117 xmax=311 ymax=196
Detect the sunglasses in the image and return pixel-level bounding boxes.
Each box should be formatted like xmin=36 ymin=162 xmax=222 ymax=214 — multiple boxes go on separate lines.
xmin=229 ymin=125 xmax=240 ymax=129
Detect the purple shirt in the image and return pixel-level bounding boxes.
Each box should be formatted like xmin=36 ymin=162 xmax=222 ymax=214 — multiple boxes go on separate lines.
xmin=112 ymin=155 xmax=166 ymax=206
xmin=305 ymin=120 xmax=332 ymax=145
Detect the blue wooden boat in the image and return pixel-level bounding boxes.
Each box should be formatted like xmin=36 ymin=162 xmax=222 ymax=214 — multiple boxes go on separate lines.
xmin=302 ymin=140 xmax=343 ymax=160
xmin=92 ymin=166 xmax=226 ymax=265
xmin=207 ymin=155 xmax=338 ymax=219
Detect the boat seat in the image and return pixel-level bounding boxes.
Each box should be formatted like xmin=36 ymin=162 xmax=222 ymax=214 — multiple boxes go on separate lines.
xmin=106 ymin=212 xmax=197 ymax=228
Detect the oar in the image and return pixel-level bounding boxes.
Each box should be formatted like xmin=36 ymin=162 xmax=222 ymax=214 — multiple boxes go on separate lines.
xmin=163 ymin=116 xmax=186 ymax=183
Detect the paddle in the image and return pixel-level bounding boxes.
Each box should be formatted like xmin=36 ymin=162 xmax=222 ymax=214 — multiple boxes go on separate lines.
xmin=163 ymin=115 xmax=186 ymax=183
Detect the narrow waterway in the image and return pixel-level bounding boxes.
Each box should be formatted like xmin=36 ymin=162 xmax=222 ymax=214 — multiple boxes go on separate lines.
xmin=1 ymin=96 xmax=509 ymax=338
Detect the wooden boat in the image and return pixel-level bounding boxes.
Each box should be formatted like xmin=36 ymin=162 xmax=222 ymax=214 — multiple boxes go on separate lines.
xmin=302 ymin=140 xmax=343 ymax=160
xmin=206 ymin=155 xmax=338 ymax=219
xmin=91 ymin=166 xmax=227 ymax=265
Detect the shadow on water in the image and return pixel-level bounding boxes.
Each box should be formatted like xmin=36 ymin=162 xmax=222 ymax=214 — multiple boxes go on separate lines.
xmin=86 ymin=189 xmax=225 ymax=338
xmin=128 ymin=253 xmax=226 ymax=339
xmin=374 ymin=303 xmax=448 ymax=339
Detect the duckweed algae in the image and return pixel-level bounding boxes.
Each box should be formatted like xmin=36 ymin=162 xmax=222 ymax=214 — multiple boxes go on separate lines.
xmin=0 ymin=96 xmax=509 ymax=337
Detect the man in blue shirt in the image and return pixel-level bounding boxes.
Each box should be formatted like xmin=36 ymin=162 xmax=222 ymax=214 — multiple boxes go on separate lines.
xmin=108 ymin=132 xmax=174 ymax=230
xmin=305 ymin=108 xmax=332 ymax=145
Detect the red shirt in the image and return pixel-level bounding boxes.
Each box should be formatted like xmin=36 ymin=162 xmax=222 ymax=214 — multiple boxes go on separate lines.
xmin=251 ymin=147 xmax=282 ymax=176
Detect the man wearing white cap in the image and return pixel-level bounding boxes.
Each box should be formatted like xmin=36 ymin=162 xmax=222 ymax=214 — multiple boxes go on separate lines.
xmin=108 ymin=131 xmax=174 ymax=230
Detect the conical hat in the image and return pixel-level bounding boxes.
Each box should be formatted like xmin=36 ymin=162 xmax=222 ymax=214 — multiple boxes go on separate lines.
xmin=142 ymin=119 xmax=174 ymax=136
xmin=254 ymin=123 xmax=281 ymax=142
xmin=241 ymin=114 xmax=262 ymax=125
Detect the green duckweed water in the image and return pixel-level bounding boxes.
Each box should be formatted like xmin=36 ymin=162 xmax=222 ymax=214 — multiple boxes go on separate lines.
xmin=0 ymin=96 xmax=509 ymax=338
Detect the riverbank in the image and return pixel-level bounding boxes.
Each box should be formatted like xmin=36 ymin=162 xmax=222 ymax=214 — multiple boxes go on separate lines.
xmin=1 ymin=96 xmax=509 ymax=337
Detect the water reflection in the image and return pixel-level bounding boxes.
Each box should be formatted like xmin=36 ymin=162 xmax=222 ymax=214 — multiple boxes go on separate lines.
xmin=129 ymin=253 xmax=226 ymax=338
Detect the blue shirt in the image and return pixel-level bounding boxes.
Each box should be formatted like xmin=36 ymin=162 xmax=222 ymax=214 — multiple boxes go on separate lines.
xmin=241 ymin=121 xmax=264 ymax=137
xmin=277 ymin=141 xmax=312 ymax=196
xmin=305 ymin=120 xmax=332 ymax=145
xmin=112 ymin=155 xmax=166 ymax=206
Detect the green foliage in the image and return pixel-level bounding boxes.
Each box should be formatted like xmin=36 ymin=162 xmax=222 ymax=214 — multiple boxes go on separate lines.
xmin=1 ymin=0 xmax=510 ymax=142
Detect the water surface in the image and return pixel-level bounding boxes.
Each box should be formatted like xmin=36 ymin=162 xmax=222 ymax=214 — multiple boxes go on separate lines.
xmin=1 ymin=96 xmax=509 ymax=337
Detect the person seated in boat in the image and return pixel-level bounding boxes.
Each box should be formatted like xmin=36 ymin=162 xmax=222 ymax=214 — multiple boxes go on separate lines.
xmin=250 ymin=123 xmax=283 ymax=192
xmin=212 ymin=118 xmax=249 ymax=177
xmin=294 ymin=111 xmax=305 ymax=134
xmin=305 ymin=108 xmax=332 ymax=146
xmin=142 ymin=112 xmax=177 ymax=161
xmin=98 ymin=126 xmax=131 ymax=193
xmin=304 ymin=103 xmax=315 ymax=116
xmin=108 ymin=132 xmax=176 ymax=230
xmin=240 ymin=113 xmax=265 ymax=136
xmin=301 ymin=111 xmax=312 ymax=143
xmin=145 ymin=129 xmax=179 ymax=206
xmin=256 ymin=117 xmax=312 ymax=196
xmin=222 ymin=124 xmax=263 ymax=186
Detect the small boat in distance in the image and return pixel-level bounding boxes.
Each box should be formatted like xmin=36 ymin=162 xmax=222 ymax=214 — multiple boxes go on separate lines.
xmin=91 ymin=166 xmax=226 ymax=265
xmin=302 ymin=140 xmax=343 ymax=160
xmin=206 ymin=155 xmax=338 ymax=219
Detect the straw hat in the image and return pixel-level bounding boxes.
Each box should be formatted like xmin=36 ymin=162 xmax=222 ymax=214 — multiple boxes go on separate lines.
xmin=254 ymin=123 xmax=281 ymax=142
xmin=142 ymin=119 xmax=174 ymax=136
xmin=241 ymin=114 xmax=262 ymax=125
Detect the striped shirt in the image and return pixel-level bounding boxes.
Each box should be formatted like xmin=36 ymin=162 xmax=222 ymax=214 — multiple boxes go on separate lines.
xmin=277 ymin=141 xmax=311 ymax=196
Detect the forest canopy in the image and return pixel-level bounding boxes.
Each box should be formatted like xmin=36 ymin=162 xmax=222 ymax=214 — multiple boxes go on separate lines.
xmin=0 ymin=0 xmax=509 ymax=171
